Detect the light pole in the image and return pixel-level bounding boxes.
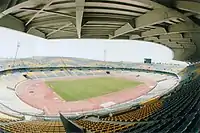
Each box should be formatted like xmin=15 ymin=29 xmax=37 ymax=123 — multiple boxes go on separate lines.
xmin=13 ymin=42 xmax=20 ymax=67
xmin=104 ymin=49 xmax=107 ymax=68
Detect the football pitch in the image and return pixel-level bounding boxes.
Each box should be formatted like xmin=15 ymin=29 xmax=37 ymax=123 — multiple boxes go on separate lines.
xmin=45 ymin=77 xmax=142 ymax=101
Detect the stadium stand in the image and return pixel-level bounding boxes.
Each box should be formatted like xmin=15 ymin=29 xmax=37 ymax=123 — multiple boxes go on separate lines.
xmin=0 ymin=121 xmax=65 ymax=133
xmin=43 ymin=71 xmax=58 ymax=78
xmin=0 ymin=112 xmax=22 ymax=124
xmin=121 ymin=78 xmax=200 ymax=133
xmin=0 ymin=84 xmax=42 ymax=116
xmin=75 ymin=120 xmax=134 ymax=133
xmin=54 ymin=70 xmax=68 ymax=77
xmin=65 ymin=72 xmax=198 ymax=133
xmin=0 ymin=118 xmax=20 ymax=123
xmin=59 ymin=73 xmax=199 ymax=132
xmin=0 ymin=57 xmax=199 ymax=133
xmin=1 ymin=73 xmax=26 ymax=89
xmin=101 ymin=99 xmax=162 ymax=122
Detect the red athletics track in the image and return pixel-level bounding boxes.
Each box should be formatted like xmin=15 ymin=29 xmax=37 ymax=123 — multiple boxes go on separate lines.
xmin=16 ymin=75 xmax=156 ymax=115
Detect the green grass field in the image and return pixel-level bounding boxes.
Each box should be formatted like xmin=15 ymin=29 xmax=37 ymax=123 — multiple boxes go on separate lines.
xmin=45 ymin=77 xmax=141 ymax=101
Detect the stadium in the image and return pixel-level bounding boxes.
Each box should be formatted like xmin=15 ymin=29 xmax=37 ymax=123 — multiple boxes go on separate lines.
xmin=0 ymin=0 xmax=199 ymax=133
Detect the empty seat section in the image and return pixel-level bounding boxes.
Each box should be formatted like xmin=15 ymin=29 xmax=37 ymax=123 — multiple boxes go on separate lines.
xmin=0 ymin=121 xmax=65 ymax=133
xmin=101 ymin=100 xmax=162 ymax=122
xmin=75 ymin=120 xmax=134 ymax=133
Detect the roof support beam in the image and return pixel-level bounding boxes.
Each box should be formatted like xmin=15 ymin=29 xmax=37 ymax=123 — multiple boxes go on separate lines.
xmin=85 ymin=0 xmax=153 ymax=9
xmin=169 ymin=22 xmax=200 ymax=33
xmin=25 ymin=0 xmax=54 ymax=26
xmin=110 ymin=8 xmax=185 ymax=39
xmin=84 ymin=2 xmax=150 ymax=13
xmin=38 ymin=27 xmax=76 ymax=33
xmin=9 ymin=0 xmax=19 ymax=8
xmin=140 ymin=22 xmax=200 ymax=38
xmin=20 ymin=8 xmax=76 ymax=19
xmin=26 ymin=17 xmax=75 ymax=31
xmin=46 ymin=23 xmax=73 ymax=38
xmin=176 ymin=1 xmax=200 ymax=15
xmin=113 ymin=22 xmax=135 ymax=37
xmin=0 ymin=15 xmax=24 ymax=31
xmin=0 ymin=0 xmax=39 ymax=18
xmin=27 ymin=28 xmax=46 ymax=38
xmin=0 ymin=0 xmax=11 ymax=12
xmin=75 ymin=0 xmax=85 ymax=38
xmin=172 ymin=48 xmax=193 ymax=61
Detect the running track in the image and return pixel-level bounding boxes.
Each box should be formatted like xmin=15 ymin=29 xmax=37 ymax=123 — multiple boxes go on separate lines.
xmin=16 ymin=75 xmax=156 ymax=115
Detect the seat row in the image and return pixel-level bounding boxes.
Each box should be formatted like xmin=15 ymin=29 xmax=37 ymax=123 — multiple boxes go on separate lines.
xmin=101 ymin=100 xmax=162 ymax=122
xmin=75 ymin=120 xmax=134 ymax=133
xmin=0 ymin=121 xmax=65 ymax=133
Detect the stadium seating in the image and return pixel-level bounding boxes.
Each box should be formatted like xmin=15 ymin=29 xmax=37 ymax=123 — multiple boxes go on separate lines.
xmin=0 ymin=121 xmax=65 ymax=133
xmin=0 ymin=57 xmax=185 ymax=73
xmin=0 ymin=112 xmax=23 ymax=123
xmin=0 ymin=117 xmax=21 ymax=123
xmin=71 ymin=69 xmax=86 ymax=76
xmin=43 ymin=71 xmax=58 ymax=78
xmin=27 ymin=72 xmax=47 ymax=79
xmin=119 ymin=76 xmax=200 ymax=133
xmin=92 ymin=70 xmax=106 ymax=75
xmin=0 ymin=57 xmax=199 ymax=133
xmin=70 ymin=75 xmax=199 ymax=133
xmin=1 ymin=73 xmax=26 ymax=89
xmin=75 ymin=120 xmax=134 ymax=133
xmin=101 ymin=100 xmax=162 ymax=122
xmin=54 ymin=70 xmax=68 ymax=77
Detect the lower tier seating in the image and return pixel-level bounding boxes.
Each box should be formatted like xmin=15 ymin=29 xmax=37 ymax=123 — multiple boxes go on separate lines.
xmin=101 ymin=100 xmax=162 ymax=122
xmin=0 ymin=121 xmax=65 ymax=133
xmin=75 ymin=120 xmax=134 ymax=133
xmin=0 ymin=117 xmax=21 ymax=123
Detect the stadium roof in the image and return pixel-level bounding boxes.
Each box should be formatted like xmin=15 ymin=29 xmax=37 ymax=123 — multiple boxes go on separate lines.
xmin=0 ymin=0 xmax=200 ymax=61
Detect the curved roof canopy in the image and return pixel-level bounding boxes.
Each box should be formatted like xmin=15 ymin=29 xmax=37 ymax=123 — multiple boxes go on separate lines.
xmin=0 ymin=0 xmax=200 ymax=61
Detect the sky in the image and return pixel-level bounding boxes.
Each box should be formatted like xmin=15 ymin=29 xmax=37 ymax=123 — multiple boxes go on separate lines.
xmin=0 ymin=27 xmax=187 ymax=64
